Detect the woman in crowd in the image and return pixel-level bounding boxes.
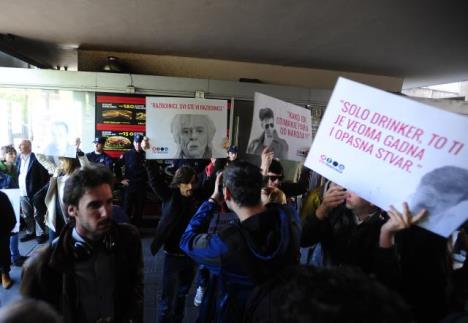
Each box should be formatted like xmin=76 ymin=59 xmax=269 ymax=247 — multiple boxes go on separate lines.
xmin=36 ymin=154 xmax=83 ymax=242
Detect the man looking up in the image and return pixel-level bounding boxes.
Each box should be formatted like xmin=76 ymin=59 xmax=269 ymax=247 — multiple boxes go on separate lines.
xmin=16 ymin=139 xmax=50 ymax=244
xmin=180 ymin=161 xmax=301 ymax=323
xmin=21 ymin=165 xmax=143 ymax=323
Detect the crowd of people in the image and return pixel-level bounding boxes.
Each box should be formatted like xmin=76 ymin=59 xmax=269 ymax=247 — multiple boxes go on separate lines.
xmin=0 ymin=133 xmax=467 ymax=323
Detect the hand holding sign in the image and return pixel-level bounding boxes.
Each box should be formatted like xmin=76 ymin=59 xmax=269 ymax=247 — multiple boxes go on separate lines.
xmin=306 ymin=78 xmax=468 ymax=237
xmin=316 ymin=185 xmax=347 ymax=220
xmin=379 ymin=202 xmax=427 ymax=248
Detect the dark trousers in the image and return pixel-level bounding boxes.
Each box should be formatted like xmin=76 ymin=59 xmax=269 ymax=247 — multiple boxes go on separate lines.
xmin=20 ymin=196 xmax=46 ymax=236
xmin=0 ymin=235 xmax=11 ymax=274
xmin=123 ymin=188 xmax=146 ymax=227
xmin=158 ymin=253 xmax=196 ymax=323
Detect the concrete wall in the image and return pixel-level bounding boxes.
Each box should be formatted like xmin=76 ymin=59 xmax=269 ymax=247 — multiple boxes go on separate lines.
xmin=78 ymin=50 xmax=403 ymax=92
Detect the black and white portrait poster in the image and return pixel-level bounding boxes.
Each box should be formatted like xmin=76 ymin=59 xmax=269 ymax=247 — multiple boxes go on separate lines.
xmin=146 ymin=97 xmax=228 ymax=159
xmin=247 ymin=93 xmax=312 ymax=162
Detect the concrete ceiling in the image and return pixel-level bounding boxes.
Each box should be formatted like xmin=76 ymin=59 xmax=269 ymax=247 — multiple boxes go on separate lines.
xmin=1 ymin=0 xmax=467 ymax=88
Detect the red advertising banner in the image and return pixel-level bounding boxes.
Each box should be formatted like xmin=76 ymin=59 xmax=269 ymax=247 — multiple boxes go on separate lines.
xmin=95 ymin=93 xmax=146 ymax=158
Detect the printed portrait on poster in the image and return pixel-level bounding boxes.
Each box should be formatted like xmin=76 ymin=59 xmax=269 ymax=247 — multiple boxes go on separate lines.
xmin=247 ymin=107 xmax=289 ymax=160
xmin=171 ymin=114 xmax=217 ymax=159
xmin=146 ymin=97 xmax=228 ymax=159
xmin=246 ymin=93 xmax=312 ymax=162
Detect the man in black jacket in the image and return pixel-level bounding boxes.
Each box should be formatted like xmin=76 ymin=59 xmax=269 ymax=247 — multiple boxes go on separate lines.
xmin=147 ymin=161 xmax=208 ymax=323
xmin=16 ymin=139 xmax=50 ymax=243
xmin=117 ymin=134 xmax=147 ymax=227
xmin=21 ymin=165 xmax=143 ymax=323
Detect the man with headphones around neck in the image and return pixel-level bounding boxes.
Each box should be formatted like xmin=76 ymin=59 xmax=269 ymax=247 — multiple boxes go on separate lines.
xmin=21 ymin=165 xmax=144 ymax=323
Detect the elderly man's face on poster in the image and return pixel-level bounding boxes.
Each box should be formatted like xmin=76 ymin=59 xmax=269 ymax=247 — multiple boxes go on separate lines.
xmin=261 ymin=117 xmax=275 ymax=137
xmin=177 ymin=115 xmax=210 ymax=158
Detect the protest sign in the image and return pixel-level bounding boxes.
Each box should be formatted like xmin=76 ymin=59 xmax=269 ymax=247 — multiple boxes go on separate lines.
xmin=146 ymin=97 xmax=228 ymax=159
xmin=246 ymin=93 xmax=312 ymax=162
xmin=29 ymin=90 xmax=94 ymax=157
xmin=305 ymin=78 xmax=468 ymax=237
xmin=1 ymin=189 xmax=20 ymax=233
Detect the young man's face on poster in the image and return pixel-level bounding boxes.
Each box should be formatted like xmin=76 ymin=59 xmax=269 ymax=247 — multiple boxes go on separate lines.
xmin=261 ymin=117 xmax=275 ymax=137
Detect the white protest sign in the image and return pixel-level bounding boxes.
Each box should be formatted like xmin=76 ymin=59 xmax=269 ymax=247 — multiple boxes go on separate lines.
xmin=246 ymin=93 xmax=312 ymax=161
xmin=146 ymin=97 xmax=228 ymax=159
xmin=305 ymin=78 xmax=468 ymax=237
xmin=29 ymin=90 xmax=94 ymax=157
xmin=1 ymin=188 xmax=20 ymax=233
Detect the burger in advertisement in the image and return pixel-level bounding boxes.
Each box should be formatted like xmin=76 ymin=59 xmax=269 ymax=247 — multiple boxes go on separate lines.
xmin=102 ymin=109 xmax=132 ymax=121
xmin=104 ymin=136 xmax=132 ymax=150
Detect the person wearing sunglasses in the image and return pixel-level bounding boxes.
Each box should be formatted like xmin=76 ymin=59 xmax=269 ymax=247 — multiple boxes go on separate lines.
xmin=260 ymin=148 xmax=309 ymax=199
xmin=247 ymin=107 xmax=289 ymax=160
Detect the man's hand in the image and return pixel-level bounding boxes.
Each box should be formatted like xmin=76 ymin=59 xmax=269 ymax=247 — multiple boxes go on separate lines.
xmin=315 ymin=186 xmax=347 ymax=220
xmin=379 ymin=202 xmax=427 ymax=248
xmin=260 ymin=147 xmax=274 ymax=176
xmin=210 ymin=172 xmax=224 ymax=204
xmin=121 ymin=179 xmax=130 ymax=186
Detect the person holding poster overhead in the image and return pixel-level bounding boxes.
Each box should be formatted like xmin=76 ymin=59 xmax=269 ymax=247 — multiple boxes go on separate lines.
xmin=247 ymin=107 xmax=289 ymax=160
xmin=301 ymin=184 xmax=427 ymax=288
xmin=171 ymin=114 xmax=216 ymax=159
xmin=146 ymin=161 xmax=207 ymax=323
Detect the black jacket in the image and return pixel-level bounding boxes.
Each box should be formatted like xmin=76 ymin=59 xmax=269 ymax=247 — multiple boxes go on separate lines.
xmin=117 ymin=149 xmax=147 ymax=192
xmin=0 ymin=192 xmax=16 ymax=269
xmin=147 ymin=162 xmax=208 ymax=255
xmin=16 ymin=153 xmax=50 ymax=198
xmin=21 ymin=221 xmax=144 ymax=323
xmin=301 ymin=204 xmax=399 ymax=287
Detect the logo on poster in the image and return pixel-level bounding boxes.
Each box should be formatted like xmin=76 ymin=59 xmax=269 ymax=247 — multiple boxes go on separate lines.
xmin=319 ymin=154 xmax=345 ymax=173
xmin=152 ymin=146 xmax=169 ymax=154
xmin=296 ymin=148 xmax=309 ymax=158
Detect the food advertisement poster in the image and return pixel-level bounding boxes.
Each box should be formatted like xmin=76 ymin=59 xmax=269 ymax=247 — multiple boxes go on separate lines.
xmin=305 ymin=78 xmax=468 ymax=237
xmin=146 ymin=97 xmax=228 ymax=159
xmin=95 ymin=93 xmax=146 ymax=158
xmin=246 ymin=93 xmax=312 ymax=162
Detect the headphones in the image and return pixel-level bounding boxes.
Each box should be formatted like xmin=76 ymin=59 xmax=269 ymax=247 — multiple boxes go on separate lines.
xmin=72 ymin=232 xmax=117 ymax=261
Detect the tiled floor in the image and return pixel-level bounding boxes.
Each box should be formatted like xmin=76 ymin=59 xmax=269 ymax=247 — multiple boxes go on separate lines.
xmin=0 ymin=229 xmax=199 ymax=323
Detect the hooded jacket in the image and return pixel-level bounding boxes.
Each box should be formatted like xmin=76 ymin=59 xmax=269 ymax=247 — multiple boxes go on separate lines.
xmin=180 ymin=201 xmax=301 ymax=323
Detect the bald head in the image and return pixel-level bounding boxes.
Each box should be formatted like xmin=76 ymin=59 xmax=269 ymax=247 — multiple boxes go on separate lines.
xmin=19 ymin=139 xmax=32 ymax=155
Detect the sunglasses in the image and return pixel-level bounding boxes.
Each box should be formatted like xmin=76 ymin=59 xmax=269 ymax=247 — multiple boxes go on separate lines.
xmin=264 ymin=123 xmax=274 ymax=129
xmin=266 ymin=175 xmax=283 ymax=182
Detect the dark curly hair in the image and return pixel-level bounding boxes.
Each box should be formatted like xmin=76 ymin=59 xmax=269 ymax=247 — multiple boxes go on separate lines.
xmin=63 ymin=164 xmax=113 ymax=207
